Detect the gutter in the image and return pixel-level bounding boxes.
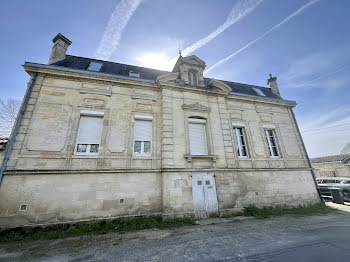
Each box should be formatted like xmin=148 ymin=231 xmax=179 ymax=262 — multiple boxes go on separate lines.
xmin=290 ymin=108 xmax=323 ymax=201
xmin=0 ymin=73 xmax=37 ymax=186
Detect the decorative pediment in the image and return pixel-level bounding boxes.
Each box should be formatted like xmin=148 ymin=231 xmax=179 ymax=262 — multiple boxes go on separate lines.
xmin=182 ymin=102 xmax=211 ymax=112
xmin=172 ymin=55 xmax=206 ymax=72
xmin=209 ymin=79 xmax=231 ymax=93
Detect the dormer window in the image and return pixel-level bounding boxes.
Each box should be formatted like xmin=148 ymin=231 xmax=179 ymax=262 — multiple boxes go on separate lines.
xmin=129 ymin=71 xmax=140 ymax=78
xmin=87 ymin=61 xmax=103 ymax=71
xmin=188 ymin=70 xmax=198 ymax=85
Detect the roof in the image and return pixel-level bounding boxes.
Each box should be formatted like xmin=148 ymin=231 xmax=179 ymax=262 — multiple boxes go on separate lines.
xmin=311 ymin=154 xmax=350 ymax=164
xmin=52 ymin=55 xmax=284 ymax=101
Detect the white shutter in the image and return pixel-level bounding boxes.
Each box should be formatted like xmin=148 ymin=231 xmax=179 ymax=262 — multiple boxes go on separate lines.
xmin=189 ymin=122 xmax=208 ymax=155
xmin=134 ymin=120 xmax=152 ymax=141
xmin=76 ymin=116 xmax=103 ymax=144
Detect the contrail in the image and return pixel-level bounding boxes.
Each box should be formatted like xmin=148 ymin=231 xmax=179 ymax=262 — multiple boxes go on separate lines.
xmin=95 ymin=0 xmax=143 ymax=60
xmin=169 ymin=0 xmax=264 ymax=65
xmin=296 ymin=64 xmax=350 ymax=87
xmin=205 ymin=0 xmax=321 ymax=74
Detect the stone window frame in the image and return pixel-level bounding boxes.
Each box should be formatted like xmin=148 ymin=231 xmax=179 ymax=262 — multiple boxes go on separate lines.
xmin=132 ymin=114 xmax=153 ymax=157
xmin=188 ymin=69 xmax=198 ymax=86
xmin=183 ymin=109 xmax=217 ymax=162
xmin=231 ymin=122 xmax=249 ymax=158
xmin=74 ymin=110 xmax=105 ymax=156
xmin=263 ymin=124 xmax=281 ymax=159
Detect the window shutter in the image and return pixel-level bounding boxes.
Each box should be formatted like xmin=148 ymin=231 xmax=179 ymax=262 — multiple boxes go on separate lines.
xmin=134 ymin=120 xmax=152 ymax=141
xmin=76 ymin=116 xmax=103 ymax=144
xmin=189 ymin=122 xmax=208 ymax=155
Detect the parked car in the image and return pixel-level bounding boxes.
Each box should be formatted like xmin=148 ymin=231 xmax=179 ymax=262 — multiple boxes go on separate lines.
xmin=316 ymin=177 xmax=350 ymax=201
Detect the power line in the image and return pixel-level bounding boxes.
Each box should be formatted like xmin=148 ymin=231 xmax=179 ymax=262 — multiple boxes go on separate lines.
xmin=301 ymin=123 xmax=350 ymax=133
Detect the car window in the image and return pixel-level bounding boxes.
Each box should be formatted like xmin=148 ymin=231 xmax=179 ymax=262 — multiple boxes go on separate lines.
xmin=341 ymin=180 xmax=350 ymax=184
xmin=323 ymin=179 xmax=335 ymax=183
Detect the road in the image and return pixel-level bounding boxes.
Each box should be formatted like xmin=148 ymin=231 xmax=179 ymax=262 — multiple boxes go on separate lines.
xmin=1 ymin=211 xmax=350 ymax=261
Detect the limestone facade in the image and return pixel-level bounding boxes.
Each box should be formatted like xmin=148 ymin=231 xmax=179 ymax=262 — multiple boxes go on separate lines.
xmin=0 ymin=35 xmax=320 ymax=228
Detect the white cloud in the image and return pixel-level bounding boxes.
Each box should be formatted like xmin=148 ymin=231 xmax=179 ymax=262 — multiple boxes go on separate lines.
xmin=205 ymin=0 xmax=321 ymax=74
xmin=95 ymin=0 xmax=143 ymax=60
xmin=169 ymin=0 xmax=264 ymax=65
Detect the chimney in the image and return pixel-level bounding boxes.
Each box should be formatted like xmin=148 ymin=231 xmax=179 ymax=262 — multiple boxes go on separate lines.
xmin=48 ymin=33 xmax=72 ymax=64
xmin=267 ymin=74 xmax=280 ymax=96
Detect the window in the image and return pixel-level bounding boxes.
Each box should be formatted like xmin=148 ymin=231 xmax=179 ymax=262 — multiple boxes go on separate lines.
xmin=133 ymin=115 xmax=152 ymax=156
xmin=188 ymin=70 xmax=198 ymax=85
xmin=75 ymin=112 xmax=104 ymax=155
xmin=87 ymin=61 xmax=103 ymax=71
xmin=253 ymin=87 xmax=266 ymax=96
xmin=232 ymin=125 xmax=248 ymax=158
xmin=129 ymin=71 xmax=140 ymax=78
xmin=188 ymin=118 xmax=208 ymax=155
xmin=264 ymin=129 xmax=279 ymax=158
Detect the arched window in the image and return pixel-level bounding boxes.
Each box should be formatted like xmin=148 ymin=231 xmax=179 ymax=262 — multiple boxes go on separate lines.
xmin=188 ymin=70 xmax=198 ymax=86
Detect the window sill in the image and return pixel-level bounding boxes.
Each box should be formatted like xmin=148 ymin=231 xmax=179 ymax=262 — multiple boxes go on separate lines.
xmin=132 ymin=156 xmax=153 ymax=160
xmin=184 ymin=154 xmax=218 ymax=163
xmin=72 ymin=155 xmax=99 ymax=159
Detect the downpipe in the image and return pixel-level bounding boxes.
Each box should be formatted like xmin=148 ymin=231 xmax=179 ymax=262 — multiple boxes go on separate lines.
xmin=0 ymin=73 xmax=37 ymax=186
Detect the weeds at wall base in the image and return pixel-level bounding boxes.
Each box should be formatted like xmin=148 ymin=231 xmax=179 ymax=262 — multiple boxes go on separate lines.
xmin=0 ymin=216 xmax=195 ymax=242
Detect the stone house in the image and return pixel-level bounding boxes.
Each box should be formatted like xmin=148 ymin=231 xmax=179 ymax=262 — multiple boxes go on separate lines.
xmin=311 ymin=154 xmax=350 ymax=178
xmin=0 ymin=34 xmax=320 ymax=228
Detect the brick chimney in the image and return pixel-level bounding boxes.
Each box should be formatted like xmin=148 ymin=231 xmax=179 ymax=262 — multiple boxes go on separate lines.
xmin=267 ymin=74 xmax=280 ymax=96
xmin=48 ymin=33 xmax=72 ymax=64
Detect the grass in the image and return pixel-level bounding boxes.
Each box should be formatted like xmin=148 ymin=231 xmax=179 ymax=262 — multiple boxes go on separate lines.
xmin=242 ymin=202 xmax=334 ymax=219
xmin=0 ymin=216 xmax=195 ymax=242
xmin=0 ymin=203 xmax=335 ymax=242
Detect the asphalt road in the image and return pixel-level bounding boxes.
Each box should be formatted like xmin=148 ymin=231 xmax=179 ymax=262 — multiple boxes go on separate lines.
xmin=1 ymin=211 xmax=350 ymax=261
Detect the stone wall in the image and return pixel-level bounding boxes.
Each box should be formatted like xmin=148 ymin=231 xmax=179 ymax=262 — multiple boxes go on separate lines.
xmin=0 ymin=172 xmax=162 ymax=228
xmin=313 ymin=162 xmax=350 ymax=178
xmin=0 ymin=72 xmax=320 ymax=228
xmin=0 ymin=169 xmax=319 ymax=228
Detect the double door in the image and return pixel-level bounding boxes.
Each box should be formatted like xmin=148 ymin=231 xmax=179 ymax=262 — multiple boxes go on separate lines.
xmin=191 ymin=172 xmax=219 ymax=218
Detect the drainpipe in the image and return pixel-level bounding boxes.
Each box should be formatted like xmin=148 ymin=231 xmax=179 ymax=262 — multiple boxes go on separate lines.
xmin=290 ymin=107 xmax=323 ymax=201
xmin=0 ymin=73 xmax=37 ymax=186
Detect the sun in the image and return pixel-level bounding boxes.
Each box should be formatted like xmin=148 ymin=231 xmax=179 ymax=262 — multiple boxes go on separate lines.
xmin=136 ymin=53 xmax=173 ymax=71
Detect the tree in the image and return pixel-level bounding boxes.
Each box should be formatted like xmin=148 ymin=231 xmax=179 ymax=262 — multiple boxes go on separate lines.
xmin=0 ymin=98 xmax=21 ymax=139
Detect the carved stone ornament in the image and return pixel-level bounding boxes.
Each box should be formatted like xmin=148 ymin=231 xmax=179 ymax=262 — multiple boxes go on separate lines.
xmin=182 ymin=102 xmax=211 ymax=112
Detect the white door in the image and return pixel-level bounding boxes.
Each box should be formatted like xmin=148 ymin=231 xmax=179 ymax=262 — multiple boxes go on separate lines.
xmin=192 ymin=172 xmax=219 ymax=218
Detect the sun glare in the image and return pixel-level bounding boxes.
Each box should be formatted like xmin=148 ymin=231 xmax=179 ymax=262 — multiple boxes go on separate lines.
xmin=136 ymin=53 xmax=173 ymax=71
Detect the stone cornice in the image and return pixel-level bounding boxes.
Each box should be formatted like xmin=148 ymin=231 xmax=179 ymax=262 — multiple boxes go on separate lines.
xmin=4 ymin=167 xmax=311 ymax=175
xmin=23 ymin=62 xmax=158 ymax=89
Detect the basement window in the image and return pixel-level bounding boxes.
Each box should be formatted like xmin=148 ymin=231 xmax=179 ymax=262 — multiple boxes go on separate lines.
xmin=87 ymin=61 xmax=103 ymax=71
xmin=129 ymin=71 xmax=140 ymax=78
xmin=253 ymin=88 xmax=266 ymax=96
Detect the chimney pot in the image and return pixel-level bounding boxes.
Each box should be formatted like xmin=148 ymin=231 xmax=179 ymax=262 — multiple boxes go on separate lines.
xmin=48 ymin=33 xmax=72 ymax=64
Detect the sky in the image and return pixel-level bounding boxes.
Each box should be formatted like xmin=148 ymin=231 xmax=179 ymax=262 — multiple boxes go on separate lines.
xmin=0 ymin=0 xmax=349 ymax=157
